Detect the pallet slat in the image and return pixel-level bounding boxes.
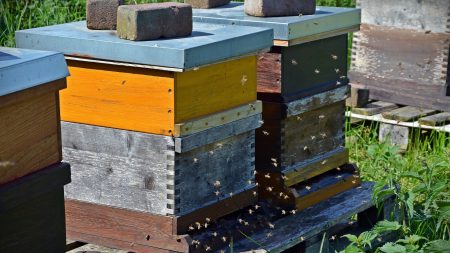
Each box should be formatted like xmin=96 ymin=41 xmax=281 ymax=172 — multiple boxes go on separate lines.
xmin=418 ymin=112 xmax=450 ymax=126
xmin=351 ymin=101 xmax=399 ymax=116
xmin=381 ymin=106 xmax=436 ymax=122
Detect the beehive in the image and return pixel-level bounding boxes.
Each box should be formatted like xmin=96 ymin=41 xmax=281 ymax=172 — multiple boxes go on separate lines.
xmin=0 ymin=47 xmax=68 ymax=185
xmin=192 ymin=3 xmax=361 ymax=210
xmin=16 ymin=21 xmax=272 ymax=252
xmin=349 ymin=0 xmax=450 ymax=111
xmin=192 ymin=3 xmax=361 ymax=102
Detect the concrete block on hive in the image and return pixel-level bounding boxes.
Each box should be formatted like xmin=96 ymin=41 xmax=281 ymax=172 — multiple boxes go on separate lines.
xmin=117 ymin=2 xmax=193 ymax=41
xmin=244 ymin=0 xmax=316 ymax=17
xmin=86 ymin=0 xmax=124 ymax=30
xmin=185 ymin=0 xmax=231 ymax=9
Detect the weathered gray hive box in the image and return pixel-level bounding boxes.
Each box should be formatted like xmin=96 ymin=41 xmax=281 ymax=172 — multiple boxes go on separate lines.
xmin=16 ymin=21 xmax=272 ymax=252
xmin=0 ymin=47 xmax=68 ymax=185
xmin=192 ymin=2 xmax=361 ymax=102
xmin=350 ymin=0 xmax=450 ymax=111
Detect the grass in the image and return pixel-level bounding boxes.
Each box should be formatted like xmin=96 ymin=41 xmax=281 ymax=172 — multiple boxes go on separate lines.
xmin=2 ymin=0 xmax=448 ymax=252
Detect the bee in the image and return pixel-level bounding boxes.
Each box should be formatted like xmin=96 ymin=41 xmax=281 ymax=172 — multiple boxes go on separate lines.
xmin=265 ymin=173 xmax=271 ymax=179
xmin=291 ymin=59 xmax=298 ymax=65
xmin=268 ymin=223 xmax=275 ymax=229
xmin=248 ymin=209 xmax=254 ymax=215
xmin=214 ymin=190 xmax=221 ymax=196
xmin=266 ymin=187 xmax=273 ymax=192
xmin=254 ymin=204 xmax=260 ymax=210
xmin=321 ymin=160 xmax=327 ymax=165
xmin=335 ymin=68 xmax=340 ymax=73
xmin=241 ymin=75 xmax=248 ymax=85
xmin=205 ymin=245 xmax=211 ymax=251
xmin=262 ymin=131 xmax=270 ymax=136
xmin=315 ymin=69 xmax=320 ymax=74
xmin=290 ymin=209 xmax=297 ymax=215
xmin=331 ymin=54 xmax=338 ymax=60
xmin=267 ymin=232 xmax=273 ymax=237
xmin=205 ymin=218 xmax=211 ymax=223
xmin=222 ymin=236 xmax=227 ymax=242
xmin=212 ymin=232 xmax=218 ymax=237
xmin=306 ymin=186 xmax=312 ymax=191
xmin=281 ymin=210 xmax=286 ymax=215
xmin=213 ymin=180 xmax=221 ymax=188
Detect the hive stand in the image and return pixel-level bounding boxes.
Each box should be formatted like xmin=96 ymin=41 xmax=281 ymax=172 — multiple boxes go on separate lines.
xmin=16 ymin=21 xmax=273 ymax=252
xmin=349 ymin=0 xmax=450 ymax=112
xmin=348 ymin=101 xmax=450 ymax=151
xmin=65 ymin=182 xmax=396 ymax=253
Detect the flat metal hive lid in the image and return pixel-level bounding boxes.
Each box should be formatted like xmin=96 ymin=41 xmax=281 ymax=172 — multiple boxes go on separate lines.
xmin=192 ymin=2 xmax=361 ymax=43
xmin=0 ymin=47 xmax=69 ymax=97
xmin=16 ymin=21 xmax=273 ymax=70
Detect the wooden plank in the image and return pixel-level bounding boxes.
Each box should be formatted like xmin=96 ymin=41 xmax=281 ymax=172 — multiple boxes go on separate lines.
xmin=351 ymin=100 xmax=399 ymax=116
xmin=197 ymin=182 xmax=377 ymax=253
xmin=382 ymin=106 xmax=436 ymax=122
xmin=0 ymin=163 xmax=70 ymax=253
xmin=285 ymin=85 xmax=348 ymax=117
xmin=65 ymin=200 xmax=190 ymax=253
xmin=0 ymin=91 xmax=61 ymax=185
xmin=284 ymin=148 xmax=349 ymax=187
xmin=418 ymin=112 xmax=450 ymax=126
xmin=64 ymin=59 xmax=175 ymax=135
xmin=257 ymin=48 xmax=282 ymax=94
xmin=174 ymin=101 xmax=262 ymax=137
xmin=0 ymin=78 xmax=66 ymax=108
xmin=175 ymin=187 xmax=257 ymax=234
xmin=174 ymin=56 xmax=257 ymax=123
xmin=347 ymin=111 xmax=450 ymax=133
xmin=175 ymin=114 xmax=261 ymax=153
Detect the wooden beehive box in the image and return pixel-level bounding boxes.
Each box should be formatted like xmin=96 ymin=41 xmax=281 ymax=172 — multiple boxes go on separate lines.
xmin=16 ymin=22 xmax=273 ymax=136
xmin=255 ymin=87 xmax=349 ymax=186
xmin=192 ymin=3 xmax=361 ymax=102
xmin=350 ymin=0 xmax=450 ymax=111
xmin=0 ymin=162 xmax=71 ymax=252
xmin=0 ymin=47 xmax=68 ymax=185
xmin=16 ymin=21 xmax=273 ymax=252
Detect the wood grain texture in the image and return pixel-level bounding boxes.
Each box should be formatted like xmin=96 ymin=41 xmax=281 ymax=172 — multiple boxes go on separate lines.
xmin=258 ymin=35 xmax=348 ymax=102
xmin=0 ymin=91 xmax=61 ymax=185
xmin=351 ymin=100 xmax=399 ymax=116
xmin=174 ymin=101 xmax=261 ymax=137
xmin=64 ymin=60 xmax=175 ymax=135
xmin=257 ymin=48 xmax=282 ymax=94
xmin=256 ymin=101 xmax=346 ymax=172
xmin=175 ymin=186 xmax=257 ymax=234
xmin=62 ymin=121 xmax=174 ymax=215
xmin=292 ymin=166 xmax=361 ymax=211
xmin=65 ymin=200 xmax=190 ymax=253
xmin=174 ymin=56 xmax=257 ymax=123
xmin=349 ymin=24 xmax=450 ymax=111
xmin=418 ymin=112 xmax=450 ymax=126
xmin=62 ymin=122 xmax=256 ymax=216
xmin=175 ymin=114 xmax=261 ymax=153
xmin=284 ymin=148 xmax=349 ymax=187
xmin=174 ymin=131 xmax=256 ymax=214
xmin=64 ymin=57 xmax=257 ymax=136
xmin=381 ymin=106 xmax=436 ymax=122
xmin=0 ymin=163 xmax=70 ymax=253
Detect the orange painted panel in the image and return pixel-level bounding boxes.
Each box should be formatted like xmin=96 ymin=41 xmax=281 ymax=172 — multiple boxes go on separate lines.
xmin=63 ymin=61 xmax=175 ymax=135
xmin=174 ymin=56 xmax=257 ymax=123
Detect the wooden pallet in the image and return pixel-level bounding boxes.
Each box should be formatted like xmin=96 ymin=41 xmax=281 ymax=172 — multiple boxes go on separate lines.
xmin=347 ymin=100 xmax=450 ymax=150
xmin=65 ymin=182 xmax=396 ymax=253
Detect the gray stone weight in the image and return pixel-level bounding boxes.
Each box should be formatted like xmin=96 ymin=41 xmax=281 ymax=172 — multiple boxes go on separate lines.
xmin=86 ymin=0 xmax=124 ymax=30
xmin=184 ymin=0 xmax=231 ymax=9
xmin=244 ymin=0 xmax=316 ymax=17
xmin=117 ymin=2 xmax=193 ymax=41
